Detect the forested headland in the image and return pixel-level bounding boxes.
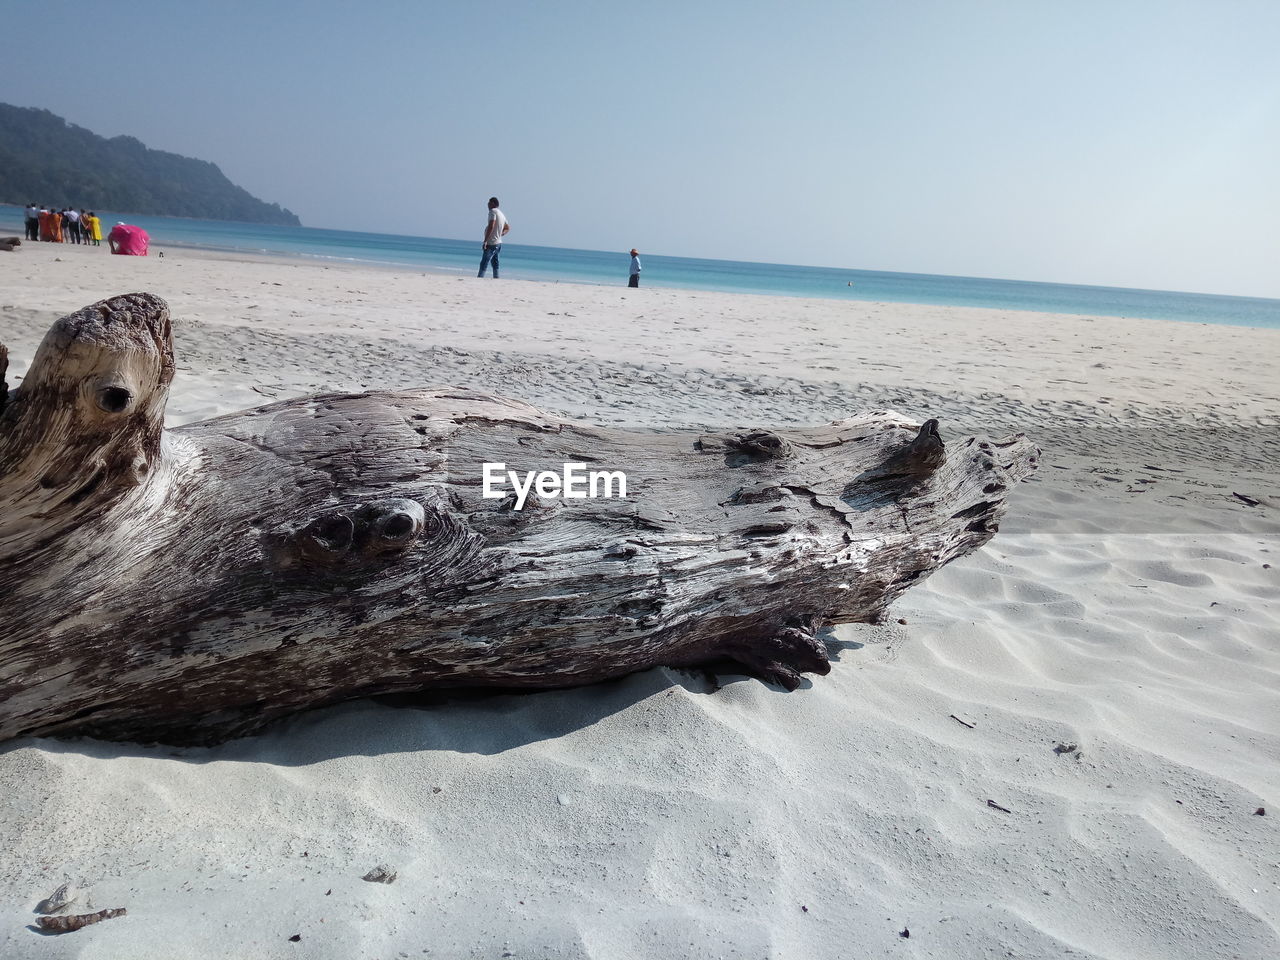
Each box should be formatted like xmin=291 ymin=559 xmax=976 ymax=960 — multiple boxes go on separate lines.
xmin=0 ymin=104 xmax=300 ymax=226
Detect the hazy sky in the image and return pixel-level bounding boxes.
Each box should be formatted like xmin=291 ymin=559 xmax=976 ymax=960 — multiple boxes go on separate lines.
xmin=5 ymin=1 xmax=1278 ymax=297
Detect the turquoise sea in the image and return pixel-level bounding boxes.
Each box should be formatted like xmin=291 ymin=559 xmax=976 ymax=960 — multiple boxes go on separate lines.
xmin=3 ymin=205 xmax=1278 ymax=330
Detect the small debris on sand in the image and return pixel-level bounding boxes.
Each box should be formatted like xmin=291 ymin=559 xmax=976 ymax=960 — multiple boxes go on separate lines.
xmin=362 ymin=864 xmax=398 ymax=884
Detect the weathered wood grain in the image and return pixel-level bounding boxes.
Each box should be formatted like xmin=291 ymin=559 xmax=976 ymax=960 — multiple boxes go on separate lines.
xmin=0 ymin=294 xmax=1038 ymax=745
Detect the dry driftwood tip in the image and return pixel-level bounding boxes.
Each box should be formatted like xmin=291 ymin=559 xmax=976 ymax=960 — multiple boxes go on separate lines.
xmin=0 ymin=293 xmax=1038 ymax=746
xmin=35 ymin=908 xmax=126 ymax=933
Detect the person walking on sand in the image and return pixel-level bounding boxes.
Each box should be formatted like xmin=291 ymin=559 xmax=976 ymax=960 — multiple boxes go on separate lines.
xmin=477 ymin=196 xmax=509 ymax=278
xmin=628 ymin=248 xmax=641 ymax=288
xmin=24 ymin=203 xmax=39 ymax=242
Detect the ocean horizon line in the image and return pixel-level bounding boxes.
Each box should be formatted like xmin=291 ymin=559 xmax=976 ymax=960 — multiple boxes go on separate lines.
xmin=3 ymin=204 xmax=1278 ymax=329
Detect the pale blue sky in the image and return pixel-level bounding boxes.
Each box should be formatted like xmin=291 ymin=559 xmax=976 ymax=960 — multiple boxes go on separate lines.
xmin=5 ymin=1 xmax=1278 ymax=296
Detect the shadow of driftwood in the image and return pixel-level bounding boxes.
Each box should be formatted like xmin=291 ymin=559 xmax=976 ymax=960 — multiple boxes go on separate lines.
xmin=0 ymin=631 xmax=875 ymax=767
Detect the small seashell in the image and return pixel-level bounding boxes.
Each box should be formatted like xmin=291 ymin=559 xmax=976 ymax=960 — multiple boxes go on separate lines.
xmin=35 ymin=882 xmax=78 ymax=914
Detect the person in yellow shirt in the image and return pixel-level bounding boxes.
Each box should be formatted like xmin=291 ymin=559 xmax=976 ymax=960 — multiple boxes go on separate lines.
xmin=85 ymin=212 xmax=102 ymax=246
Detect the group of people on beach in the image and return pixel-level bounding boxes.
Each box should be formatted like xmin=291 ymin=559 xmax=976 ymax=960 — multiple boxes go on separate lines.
xmin=23 ymin=204 xmax=102 ymax=246
xmin=476 ymin=196 xmax=642 ymax=286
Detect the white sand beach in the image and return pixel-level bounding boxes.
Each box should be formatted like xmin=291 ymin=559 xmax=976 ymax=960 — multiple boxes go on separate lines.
xmin=1 ymin=242 xmax=1277 ymax=959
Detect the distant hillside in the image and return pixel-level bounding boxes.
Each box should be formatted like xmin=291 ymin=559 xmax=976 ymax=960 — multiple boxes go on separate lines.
xmin=0 ymin=104 xmax=300 ymax=226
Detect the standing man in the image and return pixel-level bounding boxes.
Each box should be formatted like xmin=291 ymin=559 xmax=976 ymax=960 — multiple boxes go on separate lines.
xmin=24 ymin=203 xmax=39 ymax=241
xmin=628 ymin=248 xmax=641 ymax=288
xmin=64 ymin=208 xmax=81 ymax=244
xmin=477 ymin=196 xmax=509 ymax=278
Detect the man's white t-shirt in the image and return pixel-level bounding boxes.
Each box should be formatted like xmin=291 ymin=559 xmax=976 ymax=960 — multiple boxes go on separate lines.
xmin=487 ymin=208 xmax=507 ymax=244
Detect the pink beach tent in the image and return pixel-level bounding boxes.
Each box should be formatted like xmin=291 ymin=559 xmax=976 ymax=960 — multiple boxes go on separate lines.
xmin=107 ymin=223 xmax=150 ymax=256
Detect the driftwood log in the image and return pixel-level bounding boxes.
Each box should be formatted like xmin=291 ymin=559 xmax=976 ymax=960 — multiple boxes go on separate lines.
xmin=0 ymin=294 xmax=1037 ymax=745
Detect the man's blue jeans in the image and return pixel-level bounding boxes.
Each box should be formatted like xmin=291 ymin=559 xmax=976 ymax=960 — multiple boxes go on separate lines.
xmin=478 ymin=244 xmax=501 ymax=278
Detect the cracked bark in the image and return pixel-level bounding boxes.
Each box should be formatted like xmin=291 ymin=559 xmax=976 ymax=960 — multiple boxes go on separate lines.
xmin=0 ymin=294 xmax=1038 ymax=745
